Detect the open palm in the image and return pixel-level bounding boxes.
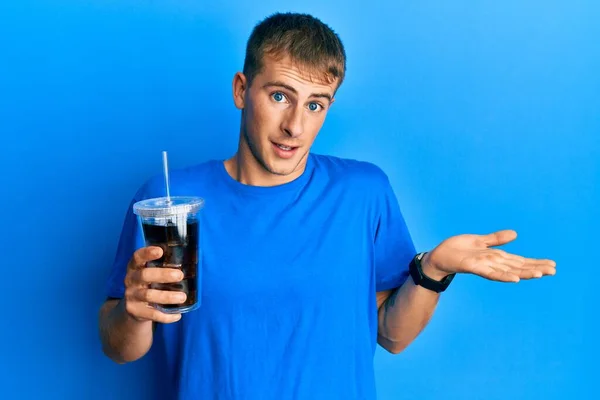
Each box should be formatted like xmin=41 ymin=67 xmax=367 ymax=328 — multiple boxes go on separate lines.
xmin=427 ymin=230 xmax=556 ymax=282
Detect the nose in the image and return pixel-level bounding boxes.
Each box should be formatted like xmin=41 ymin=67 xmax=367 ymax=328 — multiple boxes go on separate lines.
xmin=281 ymin=105 xmax=304 ymax=138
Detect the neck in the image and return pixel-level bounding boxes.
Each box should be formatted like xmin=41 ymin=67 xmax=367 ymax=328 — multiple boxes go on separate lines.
xmin=224 ymin=136 xmax=307 ymax=187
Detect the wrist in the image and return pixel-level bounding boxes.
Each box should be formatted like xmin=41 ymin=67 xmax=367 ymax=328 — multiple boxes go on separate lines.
xmin=409 ymin=252 xmax=456 ymax=293
xmin=420 ymin=252 xmax=451 ymax=281
xmin=118 ymin=298 xmax=150 ymax=327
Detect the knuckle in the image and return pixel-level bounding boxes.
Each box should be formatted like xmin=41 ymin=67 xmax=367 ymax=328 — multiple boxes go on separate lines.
xmin=162 ymin=313 xmax=181 ymax=324
xmin=132 ymin=250 xmax=143 ymax=265
xmin=166 ymin=269 xmax=183 ymax=282
xmin=159 ymin=269 xmax=180 ymax=283
xmin=142 ymin=268 xmax=161 ymax=283
xmin=139 ymin=268 xmax=150 ymax=282
xmin=154 ymin=290 xmax=169 ymax=304
xmin=124 ymin=287 xmax=136 ymax=299
xmin=157 ymin=314 xmax=173 ymax=324
xmin=150 ymin=309 xmax=164 ymax=322
xmin=124 ymin=300 xmax=137 ymax=315
xmin=124 ymin=269 xmax=136 ymax=285
xmin=512 ymin=259 xmax=525 ymax=267
xmin=138 ymin=287 xmax=150 ymax=302
xmin=153 ymin=289 xmax=172 ymax=304
xmin=126 ymin=269 xmax=140 ymax=285
xmin=159 ymin=290 xmax=183 ymax=304
xmin=168 ymin=291 xmax=185 ymax=304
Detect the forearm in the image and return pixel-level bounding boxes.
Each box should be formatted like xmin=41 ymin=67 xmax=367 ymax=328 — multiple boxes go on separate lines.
xmin=377 ymin=268 xmax=442 ymax=354
xmin=98 ymin=299 xmax=154 ymax=363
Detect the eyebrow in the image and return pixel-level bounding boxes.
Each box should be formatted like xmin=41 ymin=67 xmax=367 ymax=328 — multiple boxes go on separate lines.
xmin=262 ymin=81 xmax=333 ymax=103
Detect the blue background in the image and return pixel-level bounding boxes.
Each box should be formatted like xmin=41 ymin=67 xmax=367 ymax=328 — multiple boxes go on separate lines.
xmin=1 ymin=1 xmax=597 ymax=399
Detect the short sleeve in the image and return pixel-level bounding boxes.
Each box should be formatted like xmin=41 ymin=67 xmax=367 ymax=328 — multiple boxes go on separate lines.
xmin=105 ymin=193 xmax=146 ymax=299
xmin=373 ymin=174 xmax=416 ymax=292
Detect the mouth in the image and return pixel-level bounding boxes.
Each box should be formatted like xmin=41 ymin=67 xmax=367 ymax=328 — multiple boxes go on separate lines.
xmin=271 ymin=141 xmax=299 ymax=159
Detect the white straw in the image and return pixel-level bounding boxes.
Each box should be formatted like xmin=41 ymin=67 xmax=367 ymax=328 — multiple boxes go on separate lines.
xmin=162 ymin=151 xmax=172 ymax=204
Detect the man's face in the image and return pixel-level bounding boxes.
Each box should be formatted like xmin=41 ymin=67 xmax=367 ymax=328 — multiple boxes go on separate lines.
xmin=233 ymin=55 xmax=337 ymax=177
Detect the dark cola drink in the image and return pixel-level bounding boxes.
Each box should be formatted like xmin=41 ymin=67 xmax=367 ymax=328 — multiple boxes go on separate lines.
xmin=142 ymin=220 xmax=199 ymax=311
xmin=133 ymin=195 xmax=204 ymax=314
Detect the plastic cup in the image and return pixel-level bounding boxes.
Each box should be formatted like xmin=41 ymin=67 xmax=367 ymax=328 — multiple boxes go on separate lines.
xmin=133 ymin=196 xmax=204 ymax=314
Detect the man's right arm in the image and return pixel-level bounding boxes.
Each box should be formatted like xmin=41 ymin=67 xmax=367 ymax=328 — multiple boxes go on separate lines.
xmin=99 ymin=246 xmax=186 ymax=364
xmin=99 ymin=299 xmax=155 ymax=364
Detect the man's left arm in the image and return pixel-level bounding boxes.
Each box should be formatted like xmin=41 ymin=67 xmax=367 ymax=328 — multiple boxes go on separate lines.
xmin=377 ymin=231 xmax=557 ymax=354
xmin=376 ymin=253 xmax=441 ymax=354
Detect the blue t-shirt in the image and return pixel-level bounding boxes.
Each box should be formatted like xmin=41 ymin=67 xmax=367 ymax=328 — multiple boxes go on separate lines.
xmin=106 ymin=153 xmax=416 ymax=399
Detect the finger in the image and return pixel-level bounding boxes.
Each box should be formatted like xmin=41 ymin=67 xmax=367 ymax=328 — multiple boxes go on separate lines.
xmin=494 ymin=252 xmax=557 ymax=273
xmin=127 ymin=303 xmax=182 ymax=324
xmin=523 ymin=258 xmax=556 ymax=268
xmin=131 ymin=246 xmax=164 ymax=269
xmin=529 ymin=263 xmax=557 ymax=276
xmin=490 ymin=249 xmax=526 ymax=264
xmin=492 ymin=255 xmax=526 ymax=269
xmin=488 ymin=267 xmax=521 ymax=282
xmin=495 ymin=250 xmax=556 ymax=268
xmin=510 ymin=267 xmax=543 ymax=280
xmin=516 ymin=265 xmax=555 ymax=278
xmin=131 ymin=268 xmax=184 ymax=285
xmin=471 ymin=263 xmax=520 ymax=283
xmin=481 ymin=230 xmax=518 ymax=247
xmin=135 ymin=288 xmax=187 ymax=305
xmin=511 ymin=260 xmax=556 ymax=273
xmin=499 ymin=262 xmax=556 ymax=279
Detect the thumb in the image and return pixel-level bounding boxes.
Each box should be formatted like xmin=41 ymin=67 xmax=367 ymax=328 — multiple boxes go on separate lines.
xmin=481 ymin=230 xmax=517 ymax=247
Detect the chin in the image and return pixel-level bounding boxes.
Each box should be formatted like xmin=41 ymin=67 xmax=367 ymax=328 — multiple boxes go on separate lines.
xmin=264 ymin=159 xmax=299 ymax=176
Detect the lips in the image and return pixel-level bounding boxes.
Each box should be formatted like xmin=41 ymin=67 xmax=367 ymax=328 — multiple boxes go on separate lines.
xmin=271 ymin=141 xmax=299 ymax=159
xmin=272 ymin=141 xmax=298 ymax=150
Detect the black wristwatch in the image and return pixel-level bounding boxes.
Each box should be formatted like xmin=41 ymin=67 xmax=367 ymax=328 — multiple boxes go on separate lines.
xmin=409 ymin=252 xmax=455 ymax=293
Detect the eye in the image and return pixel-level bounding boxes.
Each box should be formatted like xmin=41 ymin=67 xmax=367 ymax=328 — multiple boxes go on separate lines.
xmin=272 ymin=92 xmax=286 ymax=102
xmin=308 ymin=102 xmax=322 ymax=112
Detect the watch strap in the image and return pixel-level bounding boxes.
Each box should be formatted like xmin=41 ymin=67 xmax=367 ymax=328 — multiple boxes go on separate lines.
xmin=409 ymin=252 xmax=455 ymax=293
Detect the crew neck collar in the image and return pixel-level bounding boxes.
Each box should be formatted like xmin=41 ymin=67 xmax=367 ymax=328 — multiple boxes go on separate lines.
xmin=216 ymin=154 xmax=315 ymax=196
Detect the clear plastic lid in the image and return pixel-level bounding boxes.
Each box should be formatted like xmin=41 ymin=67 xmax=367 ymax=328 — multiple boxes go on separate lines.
xmin=133 ymin=196 xmax=204 ymax=218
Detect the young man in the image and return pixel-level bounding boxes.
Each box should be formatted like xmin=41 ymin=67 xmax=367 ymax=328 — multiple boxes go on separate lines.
xmin=99 ymin=12 xmax=556 ymax=399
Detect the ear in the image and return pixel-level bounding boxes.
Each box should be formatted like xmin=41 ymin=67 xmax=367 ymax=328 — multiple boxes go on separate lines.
xmin=232 ymin=72 xmax=247 ymax=110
